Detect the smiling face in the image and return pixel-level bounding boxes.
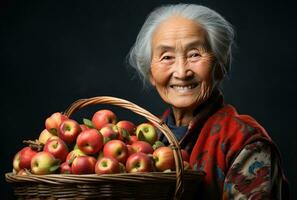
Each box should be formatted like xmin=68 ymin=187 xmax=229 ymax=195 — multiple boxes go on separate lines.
xmin=150 ymin=16 xmax=215 ymax=111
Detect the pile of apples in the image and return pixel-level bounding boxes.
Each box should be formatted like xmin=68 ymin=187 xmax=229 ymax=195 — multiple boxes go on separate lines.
xmin=12 ymin=109 xmax=191 ymax=176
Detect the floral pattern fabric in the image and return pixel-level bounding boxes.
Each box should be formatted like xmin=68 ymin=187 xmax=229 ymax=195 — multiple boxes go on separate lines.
xmin=223 ymin=141 xmax=281 ymax=200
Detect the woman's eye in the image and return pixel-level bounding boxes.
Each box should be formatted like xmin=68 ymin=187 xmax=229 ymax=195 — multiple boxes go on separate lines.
xmin=161 ymin=56 xmax=173 ymax=60
xmin=188 ymin=52 xmax=201 ymax=62
xmin=190 ymin=53 xmax=200 ymax=57
xmin=160 ymin=55 xmax=175 ymax=64
xmin=188 ymin=52 xmax=201 ymax=58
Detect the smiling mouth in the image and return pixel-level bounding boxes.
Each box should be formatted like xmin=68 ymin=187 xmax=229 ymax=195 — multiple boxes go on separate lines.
xmin=170 ymin=83 xmax=198 ymax=92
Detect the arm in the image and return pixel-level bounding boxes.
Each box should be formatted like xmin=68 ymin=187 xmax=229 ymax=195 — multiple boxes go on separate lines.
xmin=223 ymin=141 xmax=283 ymax=200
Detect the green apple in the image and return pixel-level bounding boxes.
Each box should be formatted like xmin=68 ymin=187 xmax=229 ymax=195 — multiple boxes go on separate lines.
xmin=31 ymin=152 xmax=60 ymax=175
xmin=136 ymin=123 xmax=158 ymax=145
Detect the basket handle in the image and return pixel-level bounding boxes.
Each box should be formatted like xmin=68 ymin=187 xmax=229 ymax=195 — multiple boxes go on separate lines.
xmin=64 ymin=96 xmax=184 ymax=199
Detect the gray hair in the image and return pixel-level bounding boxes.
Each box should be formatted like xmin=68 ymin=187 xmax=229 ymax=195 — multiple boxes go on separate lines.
xmin=128 ymin=4 xmax=235 ymax=85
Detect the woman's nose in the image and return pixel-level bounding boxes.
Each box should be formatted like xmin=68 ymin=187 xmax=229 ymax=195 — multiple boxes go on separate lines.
xmin=172 ymin=56 xmax=193 ymax=80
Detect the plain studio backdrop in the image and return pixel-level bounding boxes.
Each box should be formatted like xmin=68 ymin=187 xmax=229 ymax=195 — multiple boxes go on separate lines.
xmin=1 ymin=0 xmax=296 ymax=199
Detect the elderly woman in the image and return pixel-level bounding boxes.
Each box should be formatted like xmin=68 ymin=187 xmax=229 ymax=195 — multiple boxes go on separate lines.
xmin=128 ymin=4 xmax=289 ymax=200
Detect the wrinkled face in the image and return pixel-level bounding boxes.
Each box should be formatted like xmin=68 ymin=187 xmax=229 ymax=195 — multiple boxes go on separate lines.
xmin=150 ymin=16 xmax=214 ymax=110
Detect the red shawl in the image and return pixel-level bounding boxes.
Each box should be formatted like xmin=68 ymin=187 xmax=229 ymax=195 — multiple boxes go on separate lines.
xmin=188 ymin=104 xmax=288 ymax=199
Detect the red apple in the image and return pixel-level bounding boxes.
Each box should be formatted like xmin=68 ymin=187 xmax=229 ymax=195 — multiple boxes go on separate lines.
xmin=136 ymin=123 xmax=158 ymax=145
xmin=19 ymin=147 xmax=38 ymax=170
xmin=66 ymin=149 xmax=86 ymax=165
xmin=127 ymin=144 xmax=135 ymax=156
xmin=103 ymin=140 xmax=128 ymax=164
xmin=181 ymin=149 xmax=190 ymax=162
xmin=153 ymin=146 xmax=175 ymax=171
xmin=126 ymin=152 xmax=154 ymax=173
xmin=92 ymin=109 xmax=117 ymax=130
xmin=80 ymin=124 xmax=90 ymax=131
xmin=31 ymin=152 xmax=60 ymax=175
xmin=116 ymin=120 xmax=136 ymax=136
xmin=128 ymin=135 xmax=139 ymax=144
xmin=45 ymin=112 xmax=68 ymax=135
xmin=77 ymin=129 xmax=103 ymax=155
xmin=100 ymin=124 xmax=120 ymax=144
xmin=71 ymin=156 xmax=96 ymax=174
xmin=95 ymin=157 xmax=120 ymax=174
xmin=38 ymin=129 xmax=55 ymax=145
xmin=60 ymin=162 xmax=72 ymax=174
xmin=59 ymin=119 xmax=82 ymax=144
xmin=131 ymin=141 xmax=154 ymax=154
xmin=44 ymin=138 xmax=69 ymax=162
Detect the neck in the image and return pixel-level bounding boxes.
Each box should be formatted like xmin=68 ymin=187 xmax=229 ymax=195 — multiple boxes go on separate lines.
xmin=171 ymin=88 xmax=222 ymax=127
xmin=172 ymin=107 xmax=194 ymax=127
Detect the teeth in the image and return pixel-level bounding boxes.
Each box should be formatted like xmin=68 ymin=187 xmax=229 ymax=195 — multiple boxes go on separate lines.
xmin=171 ymin=84 xmax=197 ymax=91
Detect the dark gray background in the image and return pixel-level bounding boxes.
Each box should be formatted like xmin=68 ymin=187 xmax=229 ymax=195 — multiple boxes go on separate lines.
xmin=1 ymin=0 xmax=296 ymax=199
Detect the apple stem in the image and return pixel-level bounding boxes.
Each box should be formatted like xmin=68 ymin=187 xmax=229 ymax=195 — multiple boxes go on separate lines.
xmin=23 ymin=139 xmax=44 ymax=152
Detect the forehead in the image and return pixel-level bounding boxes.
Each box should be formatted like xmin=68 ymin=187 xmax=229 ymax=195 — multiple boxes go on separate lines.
xmin=152 ymin=16 xmax=208 ymax=50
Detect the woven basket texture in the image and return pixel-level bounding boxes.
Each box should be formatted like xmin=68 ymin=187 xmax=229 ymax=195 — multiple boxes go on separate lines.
xmin=6 ymin=96 xmax=205 ymax=200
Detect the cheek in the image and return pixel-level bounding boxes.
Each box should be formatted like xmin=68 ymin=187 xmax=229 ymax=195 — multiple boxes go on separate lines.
xmin=150 ymin=64 xmax=171 ymax=86
xmin=201 ymin=68 xmax=212 ymax=81
xmin=191 ymin=61 xmax=213 ymax=81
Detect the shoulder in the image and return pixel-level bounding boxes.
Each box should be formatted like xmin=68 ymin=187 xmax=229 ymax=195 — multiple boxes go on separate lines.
xmin=206 ymin=104 xmax=271 ymax=142
xmin=210 ymin=104 xmax=258 ymax=128
xmin=201 ymin=105 xmax=275 ymax=165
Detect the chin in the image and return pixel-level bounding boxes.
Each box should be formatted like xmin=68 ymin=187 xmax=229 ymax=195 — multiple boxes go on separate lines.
xmin=170 ymin=97 xmax=201 ymax=110
xmin=170 ymin=90 xmax=213 ymax=110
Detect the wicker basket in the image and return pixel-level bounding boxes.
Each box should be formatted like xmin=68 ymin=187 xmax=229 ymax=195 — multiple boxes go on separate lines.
xmin=6 ymin=96 xmax=205 ymax=200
